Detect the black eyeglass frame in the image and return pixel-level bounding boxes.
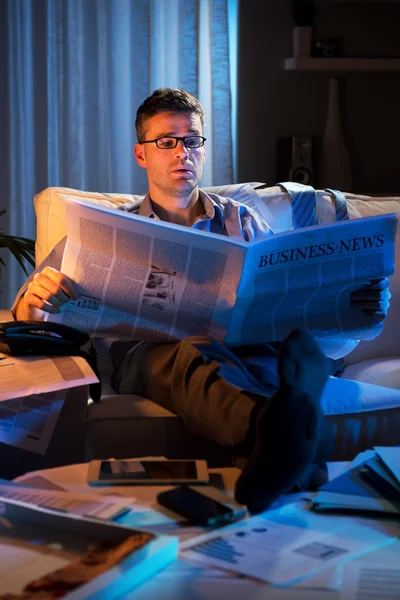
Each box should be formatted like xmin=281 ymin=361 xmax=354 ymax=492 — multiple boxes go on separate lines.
xmin=140 ymin=136 xmax=207 ymax=149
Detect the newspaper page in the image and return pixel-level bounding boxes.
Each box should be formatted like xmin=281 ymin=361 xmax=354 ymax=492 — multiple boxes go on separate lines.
xmin=0 ymin=354 xmax=97 ymax=454
xmin=227 ymin=213 xmax=397 ymax=345
xmin=48 ymin=197 xmax=396 ymax=346
xmin=50 ymin=197 xmax=246 ymax=343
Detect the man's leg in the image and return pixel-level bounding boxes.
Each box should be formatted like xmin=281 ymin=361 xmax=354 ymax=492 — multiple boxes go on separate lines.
xmin=235 ymin=329 xmax=329 ymax=513
xmin=114 ymin=336 xmax=269 ymax=447
xmin=114 ymin=330 xmax=331 ymax=512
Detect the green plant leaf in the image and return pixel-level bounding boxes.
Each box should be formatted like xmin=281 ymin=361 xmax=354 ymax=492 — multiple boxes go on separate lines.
xmin=0 ymin=210 xmax=36 ymax=277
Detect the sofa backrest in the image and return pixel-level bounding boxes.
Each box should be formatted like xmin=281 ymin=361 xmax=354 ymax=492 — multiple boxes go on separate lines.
xmin=34 ymin=185 xmax=400 ymax=364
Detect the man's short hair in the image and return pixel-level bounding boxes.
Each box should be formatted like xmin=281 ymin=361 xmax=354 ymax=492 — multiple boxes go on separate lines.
xmin=135 ymin=88 xmax=205 ymax=143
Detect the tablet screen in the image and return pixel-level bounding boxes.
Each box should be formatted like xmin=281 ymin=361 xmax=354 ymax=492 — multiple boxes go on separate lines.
xmin=98 ymin=460 xmax=198 ymax=481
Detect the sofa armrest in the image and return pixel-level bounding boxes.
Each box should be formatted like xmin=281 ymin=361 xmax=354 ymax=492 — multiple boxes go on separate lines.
xmin=0 ymin=309 xmax=13 ymax=322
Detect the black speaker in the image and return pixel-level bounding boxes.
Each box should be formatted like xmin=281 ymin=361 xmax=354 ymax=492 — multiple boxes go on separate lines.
xmin=276 ymin=136 xmax=314 ymax=186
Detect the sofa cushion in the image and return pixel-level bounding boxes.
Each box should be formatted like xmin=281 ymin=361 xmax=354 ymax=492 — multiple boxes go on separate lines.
xmin=85 ymin=390 xmax=400 ymax=464
xmin=327 ymin=406 xmax=400 ymax=461
xmin=85 ymin=394 xmax=233 ymax=467
xmin=35 ymin=185 xmax=400 ymax=265
xmin=342 ymin=357 xmax=400 ymax=388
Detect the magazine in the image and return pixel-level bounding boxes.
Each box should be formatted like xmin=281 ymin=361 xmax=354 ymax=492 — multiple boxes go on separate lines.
xmin=0 ymin=495 xmax=177 ymax=598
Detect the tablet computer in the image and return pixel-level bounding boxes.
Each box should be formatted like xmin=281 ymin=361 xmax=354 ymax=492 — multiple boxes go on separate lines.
xmin=87 ymin=459 xmax=209 ymax=486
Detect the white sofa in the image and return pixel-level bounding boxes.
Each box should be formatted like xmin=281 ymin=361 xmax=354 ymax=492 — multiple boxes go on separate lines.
xmin=20 ymin=185 xmax=400 ymax=466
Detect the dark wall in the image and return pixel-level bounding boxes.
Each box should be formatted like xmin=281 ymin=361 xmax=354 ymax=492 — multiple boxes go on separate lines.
xmin=237 ymin=0 xmax=400 ymax=195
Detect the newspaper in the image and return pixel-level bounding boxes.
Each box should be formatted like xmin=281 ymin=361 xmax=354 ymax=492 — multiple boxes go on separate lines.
xmin=46 ymin=195 xmax=397 ymax=345
xmin=0 ymin=353 xmax=97 ymax=454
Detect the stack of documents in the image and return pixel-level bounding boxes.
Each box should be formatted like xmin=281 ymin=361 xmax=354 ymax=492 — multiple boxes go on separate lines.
xmin=312 ymin=446 xmax=400 ymax=515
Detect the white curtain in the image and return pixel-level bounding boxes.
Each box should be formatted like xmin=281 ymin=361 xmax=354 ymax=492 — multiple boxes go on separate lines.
xmin=1 ymin=0 xmax=237 ymax=307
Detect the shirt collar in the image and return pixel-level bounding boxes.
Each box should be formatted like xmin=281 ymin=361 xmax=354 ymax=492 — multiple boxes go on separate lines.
xmin=138 ymin=193 xmax=157 ymax=218
xmin=138 ymin=190 xmax=225 ymax=227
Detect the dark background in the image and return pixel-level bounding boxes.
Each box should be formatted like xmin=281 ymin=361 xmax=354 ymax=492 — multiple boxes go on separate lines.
xmin=238 ymin=0 xmax=400 ymax=194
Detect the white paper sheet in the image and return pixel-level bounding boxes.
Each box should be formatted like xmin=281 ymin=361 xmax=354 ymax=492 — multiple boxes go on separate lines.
xmin=340 ymin=561 xmax=400 ymax=599
xmin=0 ymin=354 xmax=97 ymax=453
xmin=0 ymin=481 xmax=135 ymax=520
xmin=0 ymin=389 xmax=66 ymax=454
xmin=182 ymin=503 xmax=396 ymax=587
xmin=374 ymin=446 xmax=400 ymax=487
xmin=0 ymin=353 xmax=98 ymax=401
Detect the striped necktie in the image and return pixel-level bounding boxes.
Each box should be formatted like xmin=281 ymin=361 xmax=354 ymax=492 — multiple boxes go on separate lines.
xmin=325 ymin=188 xmax=349 ymax=221
xmin=278 ymin=182 xmax=317 ymax=228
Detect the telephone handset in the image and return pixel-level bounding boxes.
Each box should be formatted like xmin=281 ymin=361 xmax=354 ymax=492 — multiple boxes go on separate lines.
xmin=0 ymin=320 xmax=90 ymax=356
xmin=0 ymin=321 xmax=101 ymax=402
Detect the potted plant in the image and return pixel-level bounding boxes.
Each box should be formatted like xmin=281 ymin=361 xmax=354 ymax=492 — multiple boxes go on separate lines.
xmin=291 ymin=0 xmax=316 ymax=57
xmin=0 ymin=208 xmax=35 ymax=279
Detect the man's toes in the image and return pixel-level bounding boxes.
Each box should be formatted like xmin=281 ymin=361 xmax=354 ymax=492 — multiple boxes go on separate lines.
xmin=282 ymin=328 xmax=322 ymax=362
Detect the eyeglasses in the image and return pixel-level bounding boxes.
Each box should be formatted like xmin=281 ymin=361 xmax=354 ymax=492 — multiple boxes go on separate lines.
xmin=141 ymin=136 xmax=206 ymax=149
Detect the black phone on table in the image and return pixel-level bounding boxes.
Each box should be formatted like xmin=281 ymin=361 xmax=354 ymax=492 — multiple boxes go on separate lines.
xmin=157 ymin=485 xmax=247 ymax=527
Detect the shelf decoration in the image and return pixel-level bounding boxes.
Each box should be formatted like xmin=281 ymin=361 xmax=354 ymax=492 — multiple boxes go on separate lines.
xmin=320 ymin=77 xmax=352 ymax=192
xmin=291 ymin=0 xmax=316 ymax=57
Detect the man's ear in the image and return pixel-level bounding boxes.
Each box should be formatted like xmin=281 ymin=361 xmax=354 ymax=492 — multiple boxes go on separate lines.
xmin=134 ymin=143 xmax=146 ymax=169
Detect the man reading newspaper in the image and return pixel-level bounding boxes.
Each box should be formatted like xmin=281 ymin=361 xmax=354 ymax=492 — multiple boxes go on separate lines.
xmin=13 ymin=89 xmax=390 ymax=514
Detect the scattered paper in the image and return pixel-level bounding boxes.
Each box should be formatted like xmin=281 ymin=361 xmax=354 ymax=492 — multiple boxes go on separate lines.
xmin=182 ymin=503 xmax=396 ymax=587
xmin=15 ymin=474 xmax=66 ymax=491
xmin=0 ymin=389 xmax=66 ymax=454
xmin=0 ymin=353 xmax=98 ymax=402
xmin=340 ymin=561 xmax=400 ymax=599
xmin=0 ymin=354 xmax=97 ymax=453
xmin=0 ymin=481 xmax=135 ymax=520
xmin=374 ymin=446 xmax=400 ymax=487
xmin=312 ymin=447 xmax=400 ymax=515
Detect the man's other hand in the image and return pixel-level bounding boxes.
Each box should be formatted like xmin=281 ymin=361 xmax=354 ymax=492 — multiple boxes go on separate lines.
xmin=350 ymin=278 xmax=391 ymax=323
xmin=16 ymin=267 xmax=79 ymax=320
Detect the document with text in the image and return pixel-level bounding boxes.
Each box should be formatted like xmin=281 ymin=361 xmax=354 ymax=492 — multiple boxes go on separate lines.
xmin=47 ymin=196 xmax=397 ymax=346
xmin=0 ymin=354 xmax=98 ymax=454
xmin=181 ymin=503 xmax=396 ymax=587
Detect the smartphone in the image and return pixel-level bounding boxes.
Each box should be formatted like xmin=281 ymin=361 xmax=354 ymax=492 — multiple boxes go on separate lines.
xmin=157 ymin=485 xmax=247 ymax=527
xmin=87 ymin=459 xmax=209 ymax=486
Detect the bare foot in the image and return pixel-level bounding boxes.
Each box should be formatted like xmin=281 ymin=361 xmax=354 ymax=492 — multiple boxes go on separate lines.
xmin=234 ymin=329 xmax=329 ymax=514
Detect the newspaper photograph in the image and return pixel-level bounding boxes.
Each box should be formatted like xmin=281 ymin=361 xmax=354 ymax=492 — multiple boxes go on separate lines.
xmin=47 ymin=196 xmax=397 ymax=347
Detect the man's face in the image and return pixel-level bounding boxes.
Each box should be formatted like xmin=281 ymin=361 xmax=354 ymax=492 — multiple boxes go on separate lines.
xmin=134 ymin=111 xmax=206 ymax=198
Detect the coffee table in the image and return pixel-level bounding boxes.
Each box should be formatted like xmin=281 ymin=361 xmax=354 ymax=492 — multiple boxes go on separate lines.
xmin=15 ymin=462 xmax=400 ymax=600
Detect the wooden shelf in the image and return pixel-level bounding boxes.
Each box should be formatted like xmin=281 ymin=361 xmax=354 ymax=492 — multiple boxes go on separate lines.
xmin=284 ymin=57 xmax=400 ymax=71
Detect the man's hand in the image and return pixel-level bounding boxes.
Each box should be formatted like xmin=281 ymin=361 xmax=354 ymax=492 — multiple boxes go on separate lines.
xmin=16 ymin=267 xmax=79 ymax=321
xmin=350 ymin=278 xmax=391 ymax=323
